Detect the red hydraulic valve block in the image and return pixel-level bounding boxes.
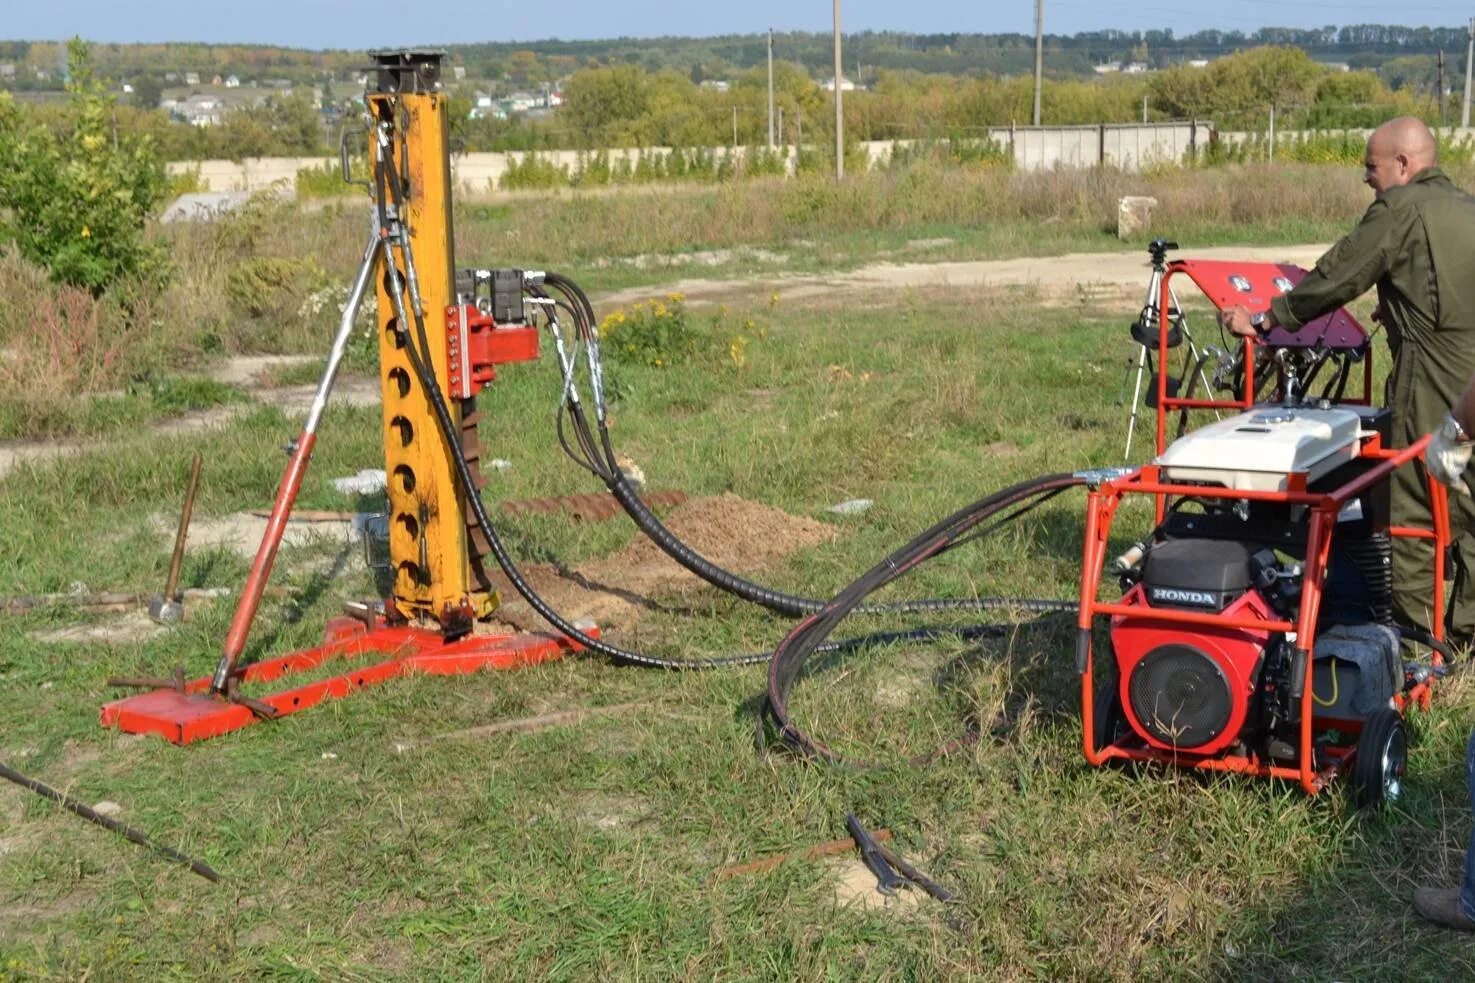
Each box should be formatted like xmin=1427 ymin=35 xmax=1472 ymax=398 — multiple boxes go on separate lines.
xmin=445 ymin=303 xmax=540 ymax=399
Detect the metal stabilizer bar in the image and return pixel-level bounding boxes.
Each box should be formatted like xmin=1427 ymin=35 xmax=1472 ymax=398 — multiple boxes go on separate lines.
xmin=207 ymin=233 xmax=380 ymax=696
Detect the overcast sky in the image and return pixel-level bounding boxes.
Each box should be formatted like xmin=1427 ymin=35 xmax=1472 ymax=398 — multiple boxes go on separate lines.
xmin=4 ymin=0 xmax=1471 ymax=50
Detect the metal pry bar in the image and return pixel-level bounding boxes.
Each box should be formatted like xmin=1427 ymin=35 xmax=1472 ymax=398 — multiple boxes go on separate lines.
xmin=846 ymin=813 xmax=905 ymax=895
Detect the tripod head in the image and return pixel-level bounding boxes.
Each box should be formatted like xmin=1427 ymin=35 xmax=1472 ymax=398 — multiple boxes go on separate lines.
xmin=1147 ymin=237 xmax=1179 ymax=269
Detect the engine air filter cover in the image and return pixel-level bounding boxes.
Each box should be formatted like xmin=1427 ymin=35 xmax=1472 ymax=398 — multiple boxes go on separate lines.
xmin=1141 ymin=538 xmax=1252 ymax=611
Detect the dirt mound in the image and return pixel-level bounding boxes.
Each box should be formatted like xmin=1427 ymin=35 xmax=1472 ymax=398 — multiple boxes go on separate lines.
xmin=486 ymin=493 xmax=836 ymax=632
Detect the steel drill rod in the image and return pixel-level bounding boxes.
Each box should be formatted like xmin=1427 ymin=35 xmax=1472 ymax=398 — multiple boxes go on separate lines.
xmin=162 ymin=453 xmax=203 ymax=602
xmin=0 ymin=761 xmax=219 ymax=882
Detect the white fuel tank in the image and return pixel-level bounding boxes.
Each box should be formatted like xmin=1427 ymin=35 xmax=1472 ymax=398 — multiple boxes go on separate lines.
xmin=1155 ymin=406 xmax=1364 ymax=492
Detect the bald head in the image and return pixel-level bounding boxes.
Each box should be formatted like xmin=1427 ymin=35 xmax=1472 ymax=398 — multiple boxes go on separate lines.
xmin=1364 ymin=116 xmax=1438 ymax=197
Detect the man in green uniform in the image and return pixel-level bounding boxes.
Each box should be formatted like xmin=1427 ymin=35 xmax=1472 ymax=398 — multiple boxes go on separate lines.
xmin=1220 ymin=116 xmax=1475 ymax=649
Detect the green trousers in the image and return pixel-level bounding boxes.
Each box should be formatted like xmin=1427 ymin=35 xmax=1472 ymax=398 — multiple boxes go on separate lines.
xmin=1390 ymin=456 xmax=1475 ymax=644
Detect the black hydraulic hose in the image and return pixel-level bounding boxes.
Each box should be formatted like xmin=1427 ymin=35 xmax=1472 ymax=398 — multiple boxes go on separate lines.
xmin=539 ymin=270 xmax=1076 ymax=621
xmin=374 ymin=140 xmax=1071 ymax=668
xmin=762 ymin=473 xmax=1088 ymax=767
xmin=1398 ymin=625 xmax=1458 ymax=663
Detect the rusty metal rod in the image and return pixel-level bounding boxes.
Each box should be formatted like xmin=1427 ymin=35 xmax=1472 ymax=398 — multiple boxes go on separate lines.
xmin=715 ymin=828 xmax=893 ymax=880
xmin=0 ymin=761 xmax=219 ymax=883
xmin=162 ymin=453 xmax=203 ymax=603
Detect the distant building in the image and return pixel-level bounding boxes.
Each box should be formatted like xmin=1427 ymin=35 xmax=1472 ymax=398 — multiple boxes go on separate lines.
xmin=700 ymin=79 xmax=731 ymax=93
xmin=821 ymin=75 xmax=857 ymax=92
xmin=503 ymin=91 xmax=541 ymax=113
xmin=1187 ymin=59 xmax=1210 ymax=69
xmin=1093 ymin=62 xmax=1121 ymax=75
xmin=183 ymin=72 xmax=200 ymax=86
xmin=0 ymin=64 xmax=14 ymax=80
xmin=174 ymin=94 xmax=225 ymax=127
xmin=452 ymin=66 xmax=466 ymax=80
xmin=224 ymin=75 xmax=240 ymax=88
xmin=1121 ymin=62 xmax=1149 ymax=74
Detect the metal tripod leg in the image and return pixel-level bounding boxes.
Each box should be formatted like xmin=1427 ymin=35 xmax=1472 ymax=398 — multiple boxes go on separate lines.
xmin=1123 ymin=265 xmax=1164 ymax=461
xmin=1169 ymin=280 xmax=1218 ymax=409
xmin=1123 ymin=341 xmax=1150 ymax=461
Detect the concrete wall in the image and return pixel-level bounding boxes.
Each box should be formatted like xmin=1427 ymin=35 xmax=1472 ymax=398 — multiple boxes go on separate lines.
xmin=165 ymin=123 xmax=1400 ymax=195
xmin=177 ymin=156 xmax=339 ymax=193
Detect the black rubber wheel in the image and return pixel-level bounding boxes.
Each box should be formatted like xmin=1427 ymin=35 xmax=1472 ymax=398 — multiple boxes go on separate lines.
xmin=1351 ymin=707 xmax=1407 ymax=808
xmin=1093 ymin=676 xmax=1130 ymax=751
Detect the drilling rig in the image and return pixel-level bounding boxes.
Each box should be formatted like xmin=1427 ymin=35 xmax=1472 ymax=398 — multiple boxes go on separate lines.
xmin=102 ymin=51 xmax=584 ymax=743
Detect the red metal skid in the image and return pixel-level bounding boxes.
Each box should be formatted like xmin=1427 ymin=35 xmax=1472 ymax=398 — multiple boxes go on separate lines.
xmin=100 ymin=617 xmax=595 ymax=744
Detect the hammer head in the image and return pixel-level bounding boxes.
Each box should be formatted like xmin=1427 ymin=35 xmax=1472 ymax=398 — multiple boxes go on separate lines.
xmin=148 ymin=595 xmax=184 ymax=625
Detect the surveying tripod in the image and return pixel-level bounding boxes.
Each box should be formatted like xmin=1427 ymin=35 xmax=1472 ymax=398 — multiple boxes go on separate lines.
xmin=1120 ymin=238 xmax=1219 ymax=461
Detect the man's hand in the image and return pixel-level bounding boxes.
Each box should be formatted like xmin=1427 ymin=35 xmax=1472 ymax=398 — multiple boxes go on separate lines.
xmin=1427 ymin=413 xmax=1475 ymax=496
xmin=1218 ymin=305 xmax=1266 ymax=339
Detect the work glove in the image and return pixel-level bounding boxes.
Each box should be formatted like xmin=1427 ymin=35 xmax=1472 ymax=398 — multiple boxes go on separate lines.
xmin=1426 ymin=413 xmax=1474 ymax=496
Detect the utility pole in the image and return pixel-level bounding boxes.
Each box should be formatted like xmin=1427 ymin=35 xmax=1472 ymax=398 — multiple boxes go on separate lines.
xmin=1438 ymin=48 xmax=1447 ymax=127
xmin=1032 ymin=0 xmax=1044 ymax=126
xmin=1464 ymin=17 xmax=1474 ymax=128
xmin=833 ymin=0 xmax=844 ymax=180
xmin=767 ymin=29 xmax=775 ymax=149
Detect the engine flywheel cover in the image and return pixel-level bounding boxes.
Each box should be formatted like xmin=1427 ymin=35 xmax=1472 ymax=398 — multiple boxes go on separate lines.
xmin=1127 ymin=643 xmax=1233 ymax=751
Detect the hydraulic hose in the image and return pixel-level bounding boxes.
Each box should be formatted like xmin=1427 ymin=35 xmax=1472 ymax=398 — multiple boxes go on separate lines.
xmin=538 ymin=270 xmax=1077 ymax=621
xmin=762 ymin=472 xmax=1088 ymax=767
xmin=372 ymin=147 xmax=766 ymax=669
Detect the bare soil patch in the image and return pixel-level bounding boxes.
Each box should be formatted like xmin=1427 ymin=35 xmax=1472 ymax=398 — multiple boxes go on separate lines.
xmin=596 ymin=242 xmax=1331 ymax=313
xmin=486 ymin=493 xmax=836 ymax=632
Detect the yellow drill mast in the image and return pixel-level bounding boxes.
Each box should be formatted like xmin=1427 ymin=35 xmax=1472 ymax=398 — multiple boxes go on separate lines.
xmin=368 ymin=51 xmax=494 ymax=634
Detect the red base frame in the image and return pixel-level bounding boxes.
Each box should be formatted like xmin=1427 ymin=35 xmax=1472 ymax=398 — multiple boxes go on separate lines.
xmin=100 ymin=616 xmax=593 ymax=744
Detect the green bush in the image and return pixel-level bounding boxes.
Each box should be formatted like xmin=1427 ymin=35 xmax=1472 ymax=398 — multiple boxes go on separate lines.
xmin=599 ymin=294 xmax=698 ymax=367
xmin=0 ymin=39 xmax=167 ymax=294
xmin=500 ymin=152 xmax=570 ymax=190
xmin=598 ymin=293 xmax=769 ymax=373
xmin=165 ymin=166 xmax=205 ymax=197
xmin=296 ymin=159 xmax=368 ymax=199
xmin=572 ymin=150 xmax=613 ymax=187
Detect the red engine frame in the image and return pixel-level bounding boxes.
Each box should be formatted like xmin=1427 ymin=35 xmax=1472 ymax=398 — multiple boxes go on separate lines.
xmin=1083 ymin=258 xmax=1448 ymax=795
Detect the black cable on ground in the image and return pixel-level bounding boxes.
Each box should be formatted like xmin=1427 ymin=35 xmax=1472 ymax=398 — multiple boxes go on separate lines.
xmin=761 ymin=473 xmax=1088 ymax=767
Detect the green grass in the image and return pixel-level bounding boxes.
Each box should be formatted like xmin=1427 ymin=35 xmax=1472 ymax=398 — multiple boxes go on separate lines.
xmin=2 ymin=285 xmax=1473 ymax=978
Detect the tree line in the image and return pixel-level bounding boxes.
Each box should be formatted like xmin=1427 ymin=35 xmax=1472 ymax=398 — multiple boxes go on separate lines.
xmin=1 ymin=24 xmax=1473 ymax=94
xmin=0 ymin=42 xmax=1449 ymax=167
